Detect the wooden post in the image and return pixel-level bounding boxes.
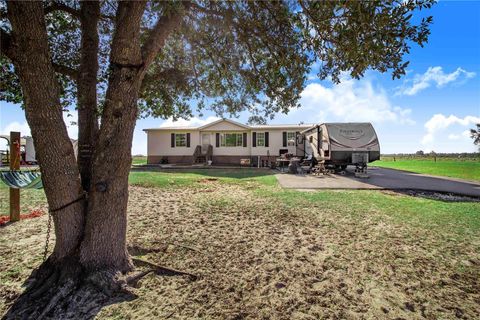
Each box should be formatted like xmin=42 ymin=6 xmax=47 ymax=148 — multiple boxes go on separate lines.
xmin=10 ymin=131 xmax=20 ymax=222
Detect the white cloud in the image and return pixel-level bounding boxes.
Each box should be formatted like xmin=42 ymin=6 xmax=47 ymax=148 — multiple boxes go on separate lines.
xmin=159 ymin=115 xmax=220 ymax=128
xmin=421 ymin=114 xmax=480 ymax=145
xmin=447 ymin=133 xmax=460 ymax=140
xmin=298 ymin=77 xmax=414 ymax=125
xmin=397 ymin=66 xmax=476 ymax=96
xmin=131 ymin=128 xmax=147 ymax=156
xmin=0 ymin=121 xmax=32 ymax=150
xmin=63 ymin=111 xmax=78 ymax=140
xmin=0 ymin=112 xmax=79 ymax=140
xmin=0 ymin=121 xmax=31 ymax=136
xmin=462 ymin=129 xmax=472 ymax=138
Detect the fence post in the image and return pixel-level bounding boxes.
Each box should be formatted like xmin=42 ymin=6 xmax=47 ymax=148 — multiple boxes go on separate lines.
xmin=10 ymin=131 xmax=20 ymax=222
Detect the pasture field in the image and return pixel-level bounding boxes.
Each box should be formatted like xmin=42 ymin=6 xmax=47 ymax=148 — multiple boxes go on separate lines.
xmin=132 ymin=155 xmax=148 ymax=166
xmin=372 ymin=156 xmax=480 ymax=181
xmin=1 ymin=169 xmax=479 ymax=319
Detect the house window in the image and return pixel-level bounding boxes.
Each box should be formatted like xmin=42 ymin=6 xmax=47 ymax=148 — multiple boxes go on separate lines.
xmin=287 ymin=132 xmax=296 ymax=146
xmin=220 ymin=133 xmax=243 ymax=147
xmin=175 ymin=133 xmax=186 ymax=147
xmin=256 ymin=132 xmax=265 ymax=147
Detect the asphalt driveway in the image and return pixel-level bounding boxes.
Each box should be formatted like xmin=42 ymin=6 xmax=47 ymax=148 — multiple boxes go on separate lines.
xmin=275 ymin=166 xmax=480 ymax=197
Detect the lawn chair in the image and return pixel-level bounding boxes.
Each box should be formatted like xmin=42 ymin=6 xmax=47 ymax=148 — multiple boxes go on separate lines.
xmin=299 ymin=155 xmax=317 ymax=174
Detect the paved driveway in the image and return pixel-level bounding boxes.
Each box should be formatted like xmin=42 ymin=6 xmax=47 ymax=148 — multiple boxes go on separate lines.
xmin=275 ymin=167 xmax=480 ymax=197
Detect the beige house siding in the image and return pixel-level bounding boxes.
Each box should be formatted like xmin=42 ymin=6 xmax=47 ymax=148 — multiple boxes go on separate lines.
xmin=201 ymin=131 xmax=251 ymax=156
xmin=147 ymin=130 xmax=199 ymax=156
xmin=250 ymin=129 xmax=304 ymax=156
xmin=144 ymin=120 xmax=311 ymax=164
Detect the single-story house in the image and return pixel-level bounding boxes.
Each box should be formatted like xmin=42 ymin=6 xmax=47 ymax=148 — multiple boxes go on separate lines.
xmin=143 ymin=119 xmax=313 ymax=165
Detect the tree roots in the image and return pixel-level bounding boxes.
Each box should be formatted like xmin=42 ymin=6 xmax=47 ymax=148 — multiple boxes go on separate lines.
xmin=3 ymin=258 xmax=135 ymax=320
xmin=131 ymin=258 xmax=198 ymax=281
xmin=3 ymin=256 xmax=197 ymax=319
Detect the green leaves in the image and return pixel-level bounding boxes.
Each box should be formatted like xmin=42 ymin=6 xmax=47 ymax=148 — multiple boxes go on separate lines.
xmin=300 ymin=0 xmax=434 ymax=83
xmin=1 ymin=0 xmax=434 ymax=123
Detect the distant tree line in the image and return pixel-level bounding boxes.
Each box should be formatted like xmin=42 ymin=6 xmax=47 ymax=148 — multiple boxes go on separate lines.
xmin=381 ymin=152 xmax=479 ymax=160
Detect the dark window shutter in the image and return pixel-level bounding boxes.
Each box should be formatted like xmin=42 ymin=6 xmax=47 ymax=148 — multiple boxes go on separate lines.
xmin=282 ymin=132 xmax=287 ymax=147
xmin=215 ymin=133 xmax=220 ymax=147
xmin=243 ymin=132 xmax=247 ymax=147
xmin=186 ymin=133 xmax=190 ymax=147
xmin=171 ymin=133 xmax=175 ymax=148
xmin=252 ymin=132 xmax=257 ymax=147
xmin=265 ymin=132 xmax=269 ymax=147
xmin=295 ymin=131 xmax=300 ymax=146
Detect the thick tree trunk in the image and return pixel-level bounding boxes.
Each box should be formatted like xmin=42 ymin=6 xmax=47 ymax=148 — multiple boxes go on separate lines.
xmin=79 ymin=1 xmax=147 ymax=273
xmin=4 ymin=1 xmax=189 ymax=318
xmin=7 ymin=0 xmax=84 ymax=261
xmin=77 ymin=0 xmax=100 ymax=192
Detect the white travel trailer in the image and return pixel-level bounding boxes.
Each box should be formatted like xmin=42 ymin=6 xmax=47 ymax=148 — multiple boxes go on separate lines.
xmin=302 ymin=123 xmax=380 ymax=170
xmin=23 ymin=136 xmax=36 ymax=163
xmin=0 ymin=135 xmax=37 ymax=165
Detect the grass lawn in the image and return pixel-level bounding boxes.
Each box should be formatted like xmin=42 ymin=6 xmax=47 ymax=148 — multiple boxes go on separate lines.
xmin=372 ymin=157 xmax=480 ymax=181
xmin=129 ymin=168 xmax=275 ymax=188
xmin=0 ymin=184 xmax=46 ymax=217
xmin=132 ymin=156 xmax=147 ymax=166
xmin=1 ymin=169 xmax=479 ymax=318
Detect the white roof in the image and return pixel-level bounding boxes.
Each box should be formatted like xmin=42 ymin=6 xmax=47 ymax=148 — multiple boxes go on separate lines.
xmin=197 ymin=118 xmax=250 ymax=130
xmin=250 ymin=123 xmax=313 ymax=129
xmin=143 ymin=119 xmax=314 ymax=131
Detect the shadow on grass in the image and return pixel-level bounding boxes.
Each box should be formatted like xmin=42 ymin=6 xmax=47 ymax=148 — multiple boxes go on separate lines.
xmin=130 ymin=167 xmax=275 ymax=178
xmin=129 ymin=167 xmax=277 ymax=188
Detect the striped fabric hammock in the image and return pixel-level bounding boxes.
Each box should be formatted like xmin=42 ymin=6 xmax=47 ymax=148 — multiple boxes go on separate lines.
xmin=0 ymin=171 xmax=43 ymax=189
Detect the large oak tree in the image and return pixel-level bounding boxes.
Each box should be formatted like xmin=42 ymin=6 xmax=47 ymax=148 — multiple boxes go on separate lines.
xmin=0 ymin=0 xmax=433 ymax=318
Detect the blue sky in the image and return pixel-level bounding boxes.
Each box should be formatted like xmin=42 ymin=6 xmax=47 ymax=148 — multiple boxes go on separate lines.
xmin=1 ymin=0 xmax=479 ymax=155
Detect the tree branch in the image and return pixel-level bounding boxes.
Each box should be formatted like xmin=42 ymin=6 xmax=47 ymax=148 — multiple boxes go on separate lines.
xmin=0 ymin=29 xmax=14 ymax=59
xmin=189 ymin=2 xmax=224 ymax=17
xmin=2 ymin=28 xmax=78 ymax=81
xmin=52 ymin=62 xmax=79 ymax=81
xmin=141 ymin=68 xmax=187 ymax=92
xmin=141 ymin=2 xmax=191 ymax=71
xmin=43 ymin=2 xmax=114 ymax=20
xmin=44 ymin=2 xmax=81 ymax=18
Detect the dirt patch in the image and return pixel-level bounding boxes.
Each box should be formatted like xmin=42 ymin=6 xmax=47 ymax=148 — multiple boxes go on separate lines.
xmin=382 ymin=189 xmax=480 ymax=202
xmin=1 ymin=185 xmax=479 ymax=319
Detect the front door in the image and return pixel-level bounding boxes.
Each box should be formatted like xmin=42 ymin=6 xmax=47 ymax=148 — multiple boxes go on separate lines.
xmin=202 ymin=133 xmax=210 ymax=146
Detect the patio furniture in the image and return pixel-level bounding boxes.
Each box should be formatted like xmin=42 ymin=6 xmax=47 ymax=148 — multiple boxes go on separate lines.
xmin=299 ymin=155 xmax=317 ymax=173
xmin=276 ymin=157 xmax=303 ymax=173
xmin=276 ymin=158 xmax=290 ymax=172
xmin=288 ymin=158 xmax=301 ymax=174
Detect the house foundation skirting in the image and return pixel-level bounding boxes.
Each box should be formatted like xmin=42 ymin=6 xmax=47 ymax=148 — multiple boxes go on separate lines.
xmin=147 ymin=155 xmax=194 ymax=164
xmin=147 ymin=155 xmax=280 ymax=166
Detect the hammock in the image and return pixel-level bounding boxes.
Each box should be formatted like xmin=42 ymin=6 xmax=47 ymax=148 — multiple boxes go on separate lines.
xmin=0 ymin=171 xmax=43 ymax=189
